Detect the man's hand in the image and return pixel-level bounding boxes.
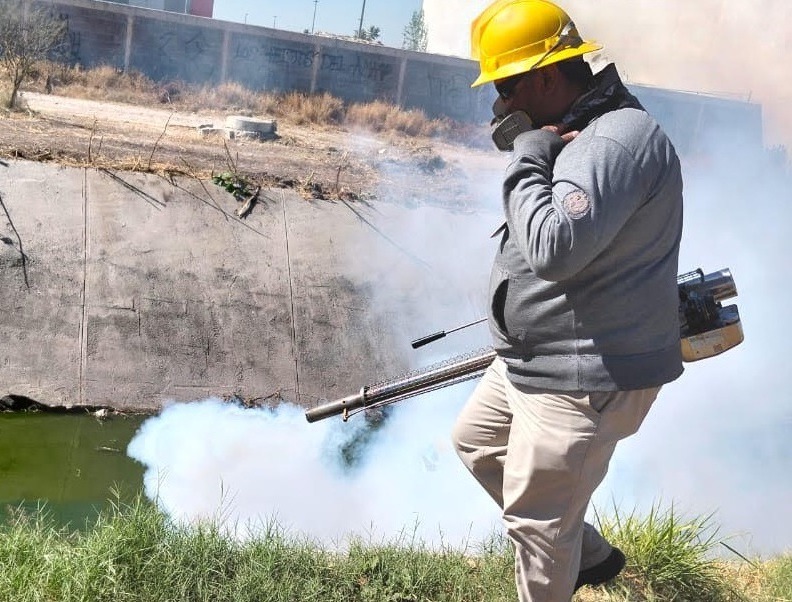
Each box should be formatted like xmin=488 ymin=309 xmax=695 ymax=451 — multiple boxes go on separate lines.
xmin=542 ymin=124 xmax=579 ymax=144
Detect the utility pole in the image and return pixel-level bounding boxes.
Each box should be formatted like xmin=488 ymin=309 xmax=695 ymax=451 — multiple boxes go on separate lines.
xmin=357 ymin=0 xmax=367 ymax=38
xmin=311 ymin=0 xmax=318 ymax=34
xmin=273 ymin=15 xmax=277 ymax=28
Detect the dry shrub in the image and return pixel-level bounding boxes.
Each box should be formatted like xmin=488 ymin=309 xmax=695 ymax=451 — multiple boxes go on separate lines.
xmin=346 ymin=100 xmax=407 ymax=133
xmin=278 ymin=91 xmax=345 ymax=125
xmin=190 ymin=81 xmax=260 ymax=112
xmin=346 ymin=100 xmax=462 ymax=139
xmin=15 ymin=60 xmax=86 ymax=90
xmin=0 ymin=80 xmax=12 ymax=108
xmin=387 ymin=108 xmax=434 ymax=137
xmin=52 ymin=64 xmax=157 ymax=103
xmin=86 ymin=65 xmax=153 ymax=92
xmin=254 ymin=92 xmax=283 ymax=116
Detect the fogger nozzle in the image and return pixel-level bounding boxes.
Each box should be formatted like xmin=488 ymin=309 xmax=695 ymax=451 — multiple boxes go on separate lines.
xmin=304 ymin=389 xmax=367 ymax=423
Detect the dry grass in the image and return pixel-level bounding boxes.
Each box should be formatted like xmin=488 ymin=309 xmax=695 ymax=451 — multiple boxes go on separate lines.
xmin=0 ymin=81 xmax=11 ymax=110
xmin=45 ymin=63 xmax=158 ymax=103
xmin=182 ymin=81 xmax=261 ymax=112
xmin=345 ymin=99 xmax=486 ymax=146
xmin=276 ymin=91 xmax=346 ymax=125
xmin=19 ymin=61 xmax=483 ymax=145
xmin=347 ymin=100 xmax=435 ymax=137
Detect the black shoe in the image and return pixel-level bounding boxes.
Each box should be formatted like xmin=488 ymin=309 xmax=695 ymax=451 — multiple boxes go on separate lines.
xmin=574 ymin=547 xmax=626 ymax=591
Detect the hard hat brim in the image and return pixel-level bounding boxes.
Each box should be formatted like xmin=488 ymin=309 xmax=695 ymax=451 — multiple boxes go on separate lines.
xmin=471 ymin=41 xmax=603 ymax=88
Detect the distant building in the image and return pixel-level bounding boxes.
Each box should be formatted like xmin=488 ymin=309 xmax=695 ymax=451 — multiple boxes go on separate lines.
xmin=100 ymin=0 xmax=213 ymax=18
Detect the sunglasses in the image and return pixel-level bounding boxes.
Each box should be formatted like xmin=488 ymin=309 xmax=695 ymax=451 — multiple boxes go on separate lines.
xmin=494 ymin=72 xmax=528 ymax=100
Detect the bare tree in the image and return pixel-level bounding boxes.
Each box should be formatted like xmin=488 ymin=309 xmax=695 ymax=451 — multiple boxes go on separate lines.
xmin=0 ymin=0 xmax=67 ymax=109
xmin=402 ymin=9 xmax=428 ymax=52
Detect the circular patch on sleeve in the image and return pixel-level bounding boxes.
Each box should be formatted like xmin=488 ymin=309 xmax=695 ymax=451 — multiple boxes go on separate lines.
xmin=562 ymin=189 xmax=591 ymax=219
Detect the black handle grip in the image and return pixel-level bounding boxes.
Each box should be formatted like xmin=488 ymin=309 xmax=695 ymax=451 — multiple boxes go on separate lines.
xmin=411 ymin=331 xmax=446 ymax=349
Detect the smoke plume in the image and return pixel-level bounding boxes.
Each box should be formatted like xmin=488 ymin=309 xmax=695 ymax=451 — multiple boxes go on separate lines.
xmin=126 ymin=148 xmax=506 ymax=549
xmin=128 ymin=129 xmax=791 ymax=557
xmin=127 ymin=394 xmax=499 ymax=547
xmin=128 ymin=5 xmax=791 ymax=555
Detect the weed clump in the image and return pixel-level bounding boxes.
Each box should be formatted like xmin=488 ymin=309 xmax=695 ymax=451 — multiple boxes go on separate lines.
xmin=594 ymin=504 xmax=746 ymax=601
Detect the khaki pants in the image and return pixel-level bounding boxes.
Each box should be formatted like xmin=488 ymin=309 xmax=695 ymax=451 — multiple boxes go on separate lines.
xmin=452 ymin=357 xmax=659 ymax=602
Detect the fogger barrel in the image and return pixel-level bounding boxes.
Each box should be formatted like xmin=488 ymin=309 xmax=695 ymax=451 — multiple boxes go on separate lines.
xmin=304 ymin=350 xmax=496 ymax=422
xmin=306 ymin=267 xmax=742 ymax=422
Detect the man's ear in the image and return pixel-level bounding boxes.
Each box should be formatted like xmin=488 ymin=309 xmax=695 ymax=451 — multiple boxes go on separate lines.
xmin=539 ymin=64 xmax=561 ymax=92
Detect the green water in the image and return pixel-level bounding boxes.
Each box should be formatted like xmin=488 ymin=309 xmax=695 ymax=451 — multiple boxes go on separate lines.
xmin=0 ymin=412 xmax=146 ymax=526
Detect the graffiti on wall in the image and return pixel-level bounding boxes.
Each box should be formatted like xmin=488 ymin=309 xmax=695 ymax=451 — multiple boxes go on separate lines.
xmin=157 ymin=30 xmax=211 ymax=61
xmin=233 ymin=40 xmax=317 ymax=69
xmin=233 ymin=38 xmax=396 ymax=85
xmin=129 ymin=21 xmax=221 ymax=82
xmin=319 ymin=54 xmax=394 ymax=83
xmin=425 ymin=71 xmax=480 ymax=119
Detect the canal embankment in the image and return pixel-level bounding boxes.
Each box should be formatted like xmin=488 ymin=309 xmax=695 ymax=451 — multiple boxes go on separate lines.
xmin=0 ymin=159 xmax=496 ymax=412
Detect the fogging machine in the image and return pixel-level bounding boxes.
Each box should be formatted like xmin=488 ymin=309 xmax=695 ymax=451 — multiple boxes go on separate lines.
xmin=305 ymin=268 xmax=744 ymax=423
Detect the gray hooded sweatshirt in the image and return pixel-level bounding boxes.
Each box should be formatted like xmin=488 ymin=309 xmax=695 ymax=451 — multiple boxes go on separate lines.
xmin=489 ymin=64 xmax=684 ymax=391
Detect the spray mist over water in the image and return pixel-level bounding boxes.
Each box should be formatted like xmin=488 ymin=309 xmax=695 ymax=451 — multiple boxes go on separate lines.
xmin=128 ymin=394 xmax=498 ymax=547
xmin=127 ymin=140 xmax=505 ymax=549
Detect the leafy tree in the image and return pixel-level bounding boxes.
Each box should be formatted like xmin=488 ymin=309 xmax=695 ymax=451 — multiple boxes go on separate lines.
xmin=0 ymin=0 xmax=67 ymax=108
xmin=355 ymin=25 xmax=381 ymax=42
xmin=402 ymin=9 xmax=428 ymax=52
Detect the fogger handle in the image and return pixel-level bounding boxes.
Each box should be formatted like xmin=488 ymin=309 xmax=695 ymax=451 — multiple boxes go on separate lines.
xmin=410 ymin=318 xmax=488 ymax=349
xmin=411 ymin=331 xmax=446 ymax=349
xmin=304 ymin=389 xmax=366 ymax=423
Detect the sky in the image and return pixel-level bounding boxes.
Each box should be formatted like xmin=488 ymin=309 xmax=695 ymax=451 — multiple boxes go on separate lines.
xmin=212 ymin=0 xmax=424 ymax=48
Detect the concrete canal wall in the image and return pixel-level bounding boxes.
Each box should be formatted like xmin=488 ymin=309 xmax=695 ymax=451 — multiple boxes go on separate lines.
xmin=0 ymin=160 xmax=496 ymax=411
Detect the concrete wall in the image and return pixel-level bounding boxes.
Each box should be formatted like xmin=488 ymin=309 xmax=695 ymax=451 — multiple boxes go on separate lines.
xmin=36 ymin=0 xmax=491 ymax=122
xmin=0 ymin=161 xmax=494 ymax=411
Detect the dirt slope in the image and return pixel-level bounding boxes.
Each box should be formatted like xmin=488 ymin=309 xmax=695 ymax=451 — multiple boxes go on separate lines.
xmin=0 ymin=92 xmax=504 ymax=210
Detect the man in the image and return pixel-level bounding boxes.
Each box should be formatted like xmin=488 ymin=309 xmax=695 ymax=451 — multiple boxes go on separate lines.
xmin=451 ymin=1 xmax=684 ymax=600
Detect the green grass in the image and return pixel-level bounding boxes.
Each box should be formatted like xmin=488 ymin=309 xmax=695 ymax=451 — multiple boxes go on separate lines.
xmin=594 ymin=504 xmax=742 ymax=601
xmin=0 ymin=497 xmax=789 ymax=602
xmin=0 ymin=496 xmax=516 ymax=602
xmin=763 ymin=555 xmax=792 ymax=601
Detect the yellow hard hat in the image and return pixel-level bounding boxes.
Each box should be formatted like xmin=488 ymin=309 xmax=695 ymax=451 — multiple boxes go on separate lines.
xmin=471 ymin=0 xmax=603 ymax=87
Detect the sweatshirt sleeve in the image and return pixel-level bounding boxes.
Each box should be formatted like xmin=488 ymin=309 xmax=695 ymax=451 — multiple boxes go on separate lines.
xmin=503 ymin=127 xmax=648 ymax=281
